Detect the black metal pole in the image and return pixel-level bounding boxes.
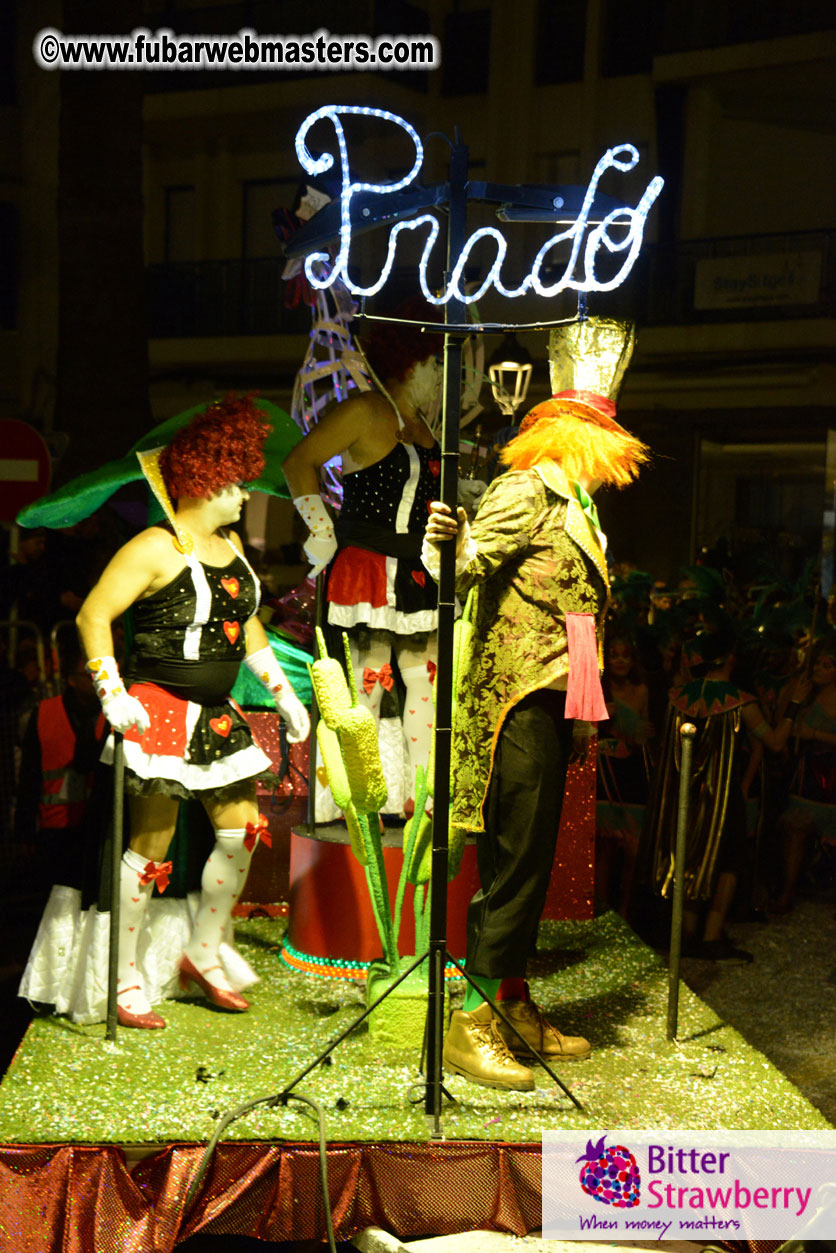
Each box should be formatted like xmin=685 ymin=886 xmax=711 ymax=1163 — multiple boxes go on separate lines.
xmin=308 ymin=573 xmax=325 ymax=838
xmin=106 ymin=732 xmax=124 ymax=1042
xmin=425 ymin=134 xmax=469 ymax=1132
xmin=667 ymin=721 xmax=696 ymax=1041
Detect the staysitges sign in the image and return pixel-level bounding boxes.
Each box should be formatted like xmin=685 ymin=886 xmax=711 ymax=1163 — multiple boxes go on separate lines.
xmin=293 ymin=104 xmax=665 ymax=304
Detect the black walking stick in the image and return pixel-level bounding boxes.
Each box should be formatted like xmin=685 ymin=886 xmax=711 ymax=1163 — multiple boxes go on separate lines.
xmin=106 ymin=731 xmax=125 ymax=1041
xmin=667 ymin=721 xmax=696 ymax=1041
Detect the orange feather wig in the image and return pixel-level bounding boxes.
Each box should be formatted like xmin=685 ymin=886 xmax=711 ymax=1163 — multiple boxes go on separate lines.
xmin=501 ymin=397 xmax=649 ymax=488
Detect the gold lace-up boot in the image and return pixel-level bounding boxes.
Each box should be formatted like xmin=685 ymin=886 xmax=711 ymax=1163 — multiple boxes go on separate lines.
xmin=442 ymin=1002 xmax=536 ymax=1091
xmin=495 ymin=998 xmax=591 ymax=1061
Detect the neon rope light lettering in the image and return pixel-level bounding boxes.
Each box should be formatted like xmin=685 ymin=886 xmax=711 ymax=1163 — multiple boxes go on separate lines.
xmin=295 ymin=104 xmax=664 ymax=304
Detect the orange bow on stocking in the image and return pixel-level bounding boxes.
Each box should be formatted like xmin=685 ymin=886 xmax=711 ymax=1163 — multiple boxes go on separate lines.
xmin=139 ymin=860 xmax=172 ymax=894
xmin=362 ymin=663 xmax=394 ymax=695
xmin=244 ymin=816 xmax=272 ymax=852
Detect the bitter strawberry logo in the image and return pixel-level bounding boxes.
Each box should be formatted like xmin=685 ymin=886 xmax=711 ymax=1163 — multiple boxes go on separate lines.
xmin=577 ymin=1134 xmax=641 ymax=1207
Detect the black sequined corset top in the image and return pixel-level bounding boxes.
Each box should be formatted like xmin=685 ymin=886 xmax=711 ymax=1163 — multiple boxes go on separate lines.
xmin=128 ymin=549 xmax=258 ymax=703
xmin=336 ymin=439 xmax=442 ymax=559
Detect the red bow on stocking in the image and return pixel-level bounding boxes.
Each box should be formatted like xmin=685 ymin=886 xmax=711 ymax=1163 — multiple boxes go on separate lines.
xmin=139 ymin=860 xmax=172 ymax=894
xmin=244 ymin=816 xmax=272 ymax=852
xmin=426 ymin=660 xmax=437 ymax=685
xmin=362 ymin=663 xmax=394 ymax=695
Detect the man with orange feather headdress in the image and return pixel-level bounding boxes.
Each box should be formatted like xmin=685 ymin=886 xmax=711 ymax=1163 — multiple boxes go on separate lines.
xmin=424 ymin=318 xmax=649 ymax=1092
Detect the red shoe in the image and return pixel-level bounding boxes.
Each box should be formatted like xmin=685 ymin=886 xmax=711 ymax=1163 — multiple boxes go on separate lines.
xmin=179 ymin=954 xmax=249 ymax=1012
xmin=116 ymin=986 xmax=166 ymax=1029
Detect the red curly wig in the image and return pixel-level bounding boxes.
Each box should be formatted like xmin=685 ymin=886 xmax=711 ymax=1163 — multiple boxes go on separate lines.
xmin=501 ymin=397 xmax=649 ymax=488
xmin=360 ymin=296 xmax=443 ymax=383
xmin=161 ymin=394 xmax=271 ymax=500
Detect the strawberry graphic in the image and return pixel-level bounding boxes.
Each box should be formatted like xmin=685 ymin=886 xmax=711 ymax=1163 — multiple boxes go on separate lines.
xmin=576 ymin=1134 xmax=641 ymax=1208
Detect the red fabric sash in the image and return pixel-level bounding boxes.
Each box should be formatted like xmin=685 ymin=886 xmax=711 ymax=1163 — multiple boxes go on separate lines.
xmin=564 ymin=612 xmax=608 ymax=721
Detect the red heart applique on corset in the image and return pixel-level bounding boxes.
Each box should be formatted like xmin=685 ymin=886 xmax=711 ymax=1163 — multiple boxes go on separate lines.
xmin=210 ymin=715 xmax=232 ymax=737
xmin=221 ymin=576 xmax=239 ymax=598
xmin=223 ymin=621 xmax=240 ymax=644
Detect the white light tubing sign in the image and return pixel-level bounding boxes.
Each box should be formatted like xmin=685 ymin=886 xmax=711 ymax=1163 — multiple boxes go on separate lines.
xmin=294 ymin=104 xmax=664 ymax=304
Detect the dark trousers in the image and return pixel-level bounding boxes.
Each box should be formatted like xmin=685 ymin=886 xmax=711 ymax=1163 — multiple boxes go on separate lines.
xmin=466 ymin=689 xmax=573 ymax=978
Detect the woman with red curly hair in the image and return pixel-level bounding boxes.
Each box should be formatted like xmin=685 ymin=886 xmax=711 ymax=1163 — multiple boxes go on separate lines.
xmin=159 ymin=394 xmax=271 ymax=499
xmin=27 ymin=397 xmax=309 ymax=1030
xmin=283 ymin=299 xmax=443 ymax=816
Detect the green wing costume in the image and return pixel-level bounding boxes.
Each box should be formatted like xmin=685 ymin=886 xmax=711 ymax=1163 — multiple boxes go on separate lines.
xmin=231 ymin=626 xmax=312 ymax=707
xmin=15 ymin=397 xmax=311 ymax=697
xmin=16 ymin=397 xmax=302 ymax=530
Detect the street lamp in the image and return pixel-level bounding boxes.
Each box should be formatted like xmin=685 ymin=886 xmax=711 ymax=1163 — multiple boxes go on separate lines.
xmin=487 ymin=332 xmax=533 ymax=418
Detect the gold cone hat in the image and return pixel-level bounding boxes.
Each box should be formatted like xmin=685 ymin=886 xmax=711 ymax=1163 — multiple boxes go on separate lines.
xmin=548 ymin=317 xmax=635 ymax=404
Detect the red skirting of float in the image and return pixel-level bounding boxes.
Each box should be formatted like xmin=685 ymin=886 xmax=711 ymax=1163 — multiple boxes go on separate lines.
xmin=0 ymin=1140 xmax=784 ymax=1253
xmin=0 ymin=1139 xmax=541 ymax=1250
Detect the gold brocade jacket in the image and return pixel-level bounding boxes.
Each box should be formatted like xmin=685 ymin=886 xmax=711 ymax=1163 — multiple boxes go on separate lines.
xmin=451 ymin=461 xmax=609 ymax=833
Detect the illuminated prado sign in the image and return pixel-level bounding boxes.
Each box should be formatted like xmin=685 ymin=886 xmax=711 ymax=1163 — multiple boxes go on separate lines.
xmin=294 ymin=104 xmax=664 ymax=304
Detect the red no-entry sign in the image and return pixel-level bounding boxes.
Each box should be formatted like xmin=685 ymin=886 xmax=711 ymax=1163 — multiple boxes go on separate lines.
xmin=0 ymin=419 xmax=52 ymax=524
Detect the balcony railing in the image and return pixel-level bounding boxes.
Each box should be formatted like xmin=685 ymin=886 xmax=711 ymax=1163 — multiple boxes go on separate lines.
xmin=147 ymin=257 xmax=312 ymax=338
xmin=147 ymin=233 xmax=836 ymax=339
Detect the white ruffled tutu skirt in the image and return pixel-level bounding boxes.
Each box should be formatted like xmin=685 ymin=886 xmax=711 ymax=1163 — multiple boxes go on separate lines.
xmin=18 ymin=883 xmax=258 ymax=1025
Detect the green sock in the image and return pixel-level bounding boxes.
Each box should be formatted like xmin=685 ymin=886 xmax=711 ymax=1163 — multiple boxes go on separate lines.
xmin=463 ymin=975 xmax=501 ymax=1013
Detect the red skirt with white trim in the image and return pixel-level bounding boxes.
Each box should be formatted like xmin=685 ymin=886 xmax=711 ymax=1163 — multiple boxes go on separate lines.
xmin=326 ymin=545 xmax=438 ymax=635
xmin=99 ymin=681 xmax=275 ymax=800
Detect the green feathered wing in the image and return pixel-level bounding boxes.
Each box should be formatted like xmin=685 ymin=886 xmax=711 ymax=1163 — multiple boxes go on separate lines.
xmin=16 ymin=398 xmax=302 ymax=530
xmin=230 ymin=625 xmax=313 ymax=708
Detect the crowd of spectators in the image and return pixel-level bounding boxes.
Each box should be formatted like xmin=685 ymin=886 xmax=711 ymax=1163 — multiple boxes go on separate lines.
xmin=596 ymin=559 xmax=836 ymax=959
xmin=0 ymin=513 xmax=124 ymax=848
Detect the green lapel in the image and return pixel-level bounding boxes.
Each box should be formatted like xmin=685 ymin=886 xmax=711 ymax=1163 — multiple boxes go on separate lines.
xmin=533 ymin=460 xmax=609 ymax=591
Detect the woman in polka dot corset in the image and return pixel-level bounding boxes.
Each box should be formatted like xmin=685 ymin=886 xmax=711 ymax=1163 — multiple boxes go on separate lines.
xmin=21 ymin=396 xmax=309 ymax=1029
xmin=282 ymin=301 xmax=443 ymax=816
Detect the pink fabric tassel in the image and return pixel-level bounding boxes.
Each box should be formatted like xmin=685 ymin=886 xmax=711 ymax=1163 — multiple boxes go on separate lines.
xmin=564 ymin=612 xmax=609 ymax=721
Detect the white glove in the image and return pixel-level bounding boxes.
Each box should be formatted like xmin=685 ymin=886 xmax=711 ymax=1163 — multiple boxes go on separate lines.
xmin=293 ymin=493 xmax=338 ymax=578
xmin=245 ymin=645 xmax=311 ymax=743
xmin=302 ymin=531 xmax=338 ymax=577
xmin=86 ymin=655 xmax=150 ymax=735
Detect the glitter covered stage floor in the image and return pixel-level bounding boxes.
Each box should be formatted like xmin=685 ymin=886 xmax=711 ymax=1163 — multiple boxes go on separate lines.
xmin=0 ymin=911 xmax=831 ymax=1249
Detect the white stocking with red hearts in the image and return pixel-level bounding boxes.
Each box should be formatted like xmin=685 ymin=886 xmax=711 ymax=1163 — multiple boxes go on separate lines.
xmin=398 ymin=661 xmax=435 ymax=804
xmin=183 ymin=828 xmax=251 ymax=993
xmin=117 ymin=847 xmax=158 ymax=1016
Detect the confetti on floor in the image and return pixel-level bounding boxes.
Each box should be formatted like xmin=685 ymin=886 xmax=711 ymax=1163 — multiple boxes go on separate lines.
xmin=1 ymin=910 xmax=831 ymax=1145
